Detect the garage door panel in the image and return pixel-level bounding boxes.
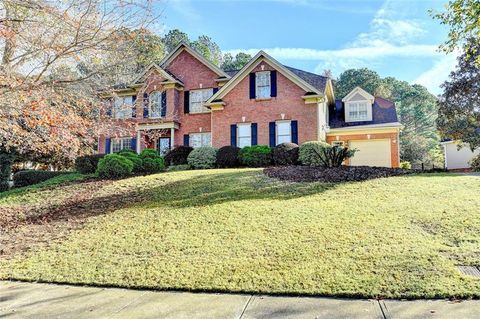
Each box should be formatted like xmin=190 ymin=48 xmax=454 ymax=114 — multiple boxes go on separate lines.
xmin=349 ymin=139 xmax=391 ymax=167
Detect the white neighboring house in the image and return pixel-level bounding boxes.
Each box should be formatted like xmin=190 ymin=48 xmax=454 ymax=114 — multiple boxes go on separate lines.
xmin=441 ymin=140 xmax=480 ymax=170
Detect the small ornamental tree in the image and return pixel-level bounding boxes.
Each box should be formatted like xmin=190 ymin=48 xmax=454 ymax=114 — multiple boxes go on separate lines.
xmin=299 ymin=141 xmax=356 ymax=167
xmin=164 ymin=146 xmax=193 ymax=166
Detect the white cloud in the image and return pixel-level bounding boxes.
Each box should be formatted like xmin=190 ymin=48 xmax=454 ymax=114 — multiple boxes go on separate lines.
xmin=168 ymin=0 xmax=202 ymax=22
xmin=413 ymin=55 xmax=457 ymax=95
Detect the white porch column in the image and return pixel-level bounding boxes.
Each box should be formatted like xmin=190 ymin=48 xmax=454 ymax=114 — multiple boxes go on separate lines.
xmin=136 ymin=130 xmax=141 ymax=154
xmin=170 ymin=128 xmax=175 ymax=150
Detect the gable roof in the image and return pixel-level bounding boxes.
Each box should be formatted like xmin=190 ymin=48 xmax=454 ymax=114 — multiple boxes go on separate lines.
xmin=342 ymin=86 xmax=375 ymax=103
xmin=159 ymin=42 xmax=230 ymax=79
xmin=131 ymin=63 xmax=183 ymax=86
xmin=329 ymin=96 xmax=399 ymax=129
xmin=207 ymin=50 xmax=325 ymax=104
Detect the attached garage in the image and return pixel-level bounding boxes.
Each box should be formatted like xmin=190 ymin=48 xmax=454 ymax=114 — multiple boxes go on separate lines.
xmin=349 ymin=139 xmax=392 ymax=167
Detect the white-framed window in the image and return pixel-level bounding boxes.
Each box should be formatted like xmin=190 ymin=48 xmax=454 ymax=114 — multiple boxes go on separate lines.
xmin=189 ymin=132 xmax=211 ymax=148
xmin=149 ymin=91 xmax=164 ymax=118
xmin=111 ymin=137 xmax=132 ymax=153
xmin=255 ymin=71 xmax=271 ymax=99
xmin=346 ymin=101 xmax=369 ymax=122
xmin=237 ymin=123 xmax=252 ymax=148
xmin=276 ymin=121 xmax=291 ymax=145
xmin=190 ymin=88 xmax=214 ymax=113
xmin=331 ymin=141 xmax=345 ymax=147
xmin=113 ymin=96 xmax=133 ymax=119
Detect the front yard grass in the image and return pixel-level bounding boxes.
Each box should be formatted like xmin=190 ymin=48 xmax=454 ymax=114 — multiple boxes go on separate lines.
xmin=1 ymin=169 xmax=480 ymax=298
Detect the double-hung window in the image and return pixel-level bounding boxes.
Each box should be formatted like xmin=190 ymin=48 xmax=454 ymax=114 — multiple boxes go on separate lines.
xmin=149 ymin=91 xmax=164 ymax=118
xmin=276 ymin=121 xmax=291 ymax=145
xmin=255 ymin=71 xmax=271 ymax=99
xmin=111 ymin=137 xmax=132 ymax=153
xmin=190 ymin=89 xmax=213 ymax=113
xmin=189 ymin=132 xmax=211 ymax=148
xmin=113 ymin=96 xmax=133 ymax=119
xmin=347 ymin=102 xmax=369 ymax=121
xmin=237 ymin=123 xmax=251 ymax=148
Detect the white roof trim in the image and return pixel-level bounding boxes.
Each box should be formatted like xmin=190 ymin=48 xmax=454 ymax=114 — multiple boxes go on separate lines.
xmin=342 ymin=86 xmax=375 ymax=103
xmin=159 ymin=42 xmax=230 ymax=78
xmin=328 ymin=122 xmax=403 ymax=132
xmin=206 ymin=50 xmax=321 ymax=104
xmin=131 ymin=63 xmax=180 ymax=85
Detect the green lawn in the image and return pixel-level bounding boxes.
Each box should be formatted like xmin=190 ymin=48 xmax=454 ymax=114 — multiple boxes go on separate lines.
xmin=1 ymin=169 xmax=480 ymax=298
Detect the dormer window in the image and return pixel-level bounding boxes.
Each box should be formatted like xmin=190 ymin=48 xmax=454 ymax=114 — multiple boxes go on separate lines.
xmin=347 ymin=102 xmax=369 ymax=121
xmin=255 ymin=71 xmax=271 ymax=99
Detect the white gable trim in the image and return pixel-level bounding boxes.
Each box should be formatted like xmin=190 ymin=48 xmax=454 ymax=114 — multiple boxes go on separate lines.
xmin=206 ymin=51 xmax=321 ymax=104
xmin=131 ymin=63 xmax=181 ymax=86
xmin=342 ymin=86 xmax=374 ymax=103
xmin=159 ymin=42 xmax=230 ymax=79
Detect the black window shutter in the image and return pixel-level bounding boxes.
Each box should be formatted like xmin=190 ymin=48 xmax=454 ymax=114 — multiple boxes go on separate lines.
xmin=105 ymin=138 xmax=111 ymax=154
xmin=143 ymin=93 xmax=149 ymax=118
xmin=270 ymin=71 xmax=277 ymax=97
xmin=131 ymin=95 xmax=137 ymax=118
xmin=230 ymin=124 xmax=237 ymax=146
xmin=249 ymin=73 xmax=256 ymax=99
xmin=213 ymin=87 xmax=219 ymax=94
xmin=291 ymin=120 xmax=298 ymax=144
xmin=251 ymin=123 xmax=258 ymax=145
xmin=161 ymin=91 xmax=167 ymax=117
xmin=183 ymin=134 xmax=189 ymax=146
xmin=269 ymin=122 xmax=276 ymax=147
xmin=184 ymin=91 xmax=190 ymax=113
xmin=131 ymin=138 xmax=137 ymax=151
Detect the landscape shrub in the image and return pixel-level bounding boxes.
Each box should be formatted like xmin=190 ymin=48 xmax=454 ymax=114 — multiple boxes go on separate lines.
xmin=239 ymin=145 xmax=272 ymax=167
xmin=142 ymin=157 xmax=165 ymax=173
xmin=118 ymin=151 xmax=143 ymax=173
xmin=469 ymin=155 xmax=480 ymax=172
xmin=166 ymin=164 xmax=191 ymax=172
xmin=0 ymin=149 xmax=15 ymax=189
xmin=299 ymin=141 xmax=355 ymax=167
xmin=272 ymin=143 xmax=299 ymax=166
xmin=216 ymin=146 xmax=241 ymax=168
xmin=13 ymin=170 xmax=68 ymax=187
xmin=400 ymin=161 xmax=412 ymax=169
xmin=0 ymin=181 xmax=9 ymax=192
xmin=187 ymin=147 xmax=218 ymax=169
xmin=75 ymin=154 xmax=105 ymax=174
xmin=96 ymin=154 xmax=133 ymax=179
xmin=139 ymin=148 xmax=158 ymax=160
xmin=164 ymin=146 xmax=193 ymax=166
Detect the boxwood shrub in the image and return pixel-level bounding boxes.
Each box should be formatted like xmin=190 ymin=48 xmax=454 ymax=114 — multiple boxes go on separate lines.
xmin=75 ymin=154 xmax=105 ymax=174
xmin=273 ymin=142 xmax=299 ymax=166
xmin=216 ymin=146 xmax=241 ymax=168
xmin=299 ymin=141 xmax=355 ymax=167
xmin=187 ymin=146 xmax=218 ymax=169
xmin=164 ymin=146 xmax=193 ymax=166
xmin=13 ymin=170 xmax=68 ymax=188
xmin=239 ymin=145 xmax=272 ymax=167
xmin=118 ymin=150 xmax=143 ymax=174
xmin=96 ymin=154 xmax=133 ymax=179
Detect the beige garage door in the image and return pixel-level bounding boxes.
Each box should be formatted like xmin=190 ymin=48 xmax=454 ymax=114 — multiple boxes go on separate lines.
xmin=349 ymin=139 xmax=391 ymax=167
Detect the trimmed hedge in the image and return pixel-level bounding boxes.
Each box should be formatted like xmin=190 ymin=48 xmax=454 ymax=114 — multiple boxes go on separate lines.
xmin=75 ymin=154 xmax=105 ymax=174
xmin=96 ymin=154 xmax=133 ymax=179
xmin=239 ymin=145 xmax=272 ymax=167
xmin=164 ymin=146 xmax=193 ymax=166
xmin=299 ymin=141 xmax=329 ymax=167
xmin=118 ymin=150 xmax=143 ymax=173
xmin=139 ymin=148 xmax=158 ymax=160
xmin=13 ymin=170 xmax=68 ymax=188
xmin=470 ymin=155 xmax=480 ymax=172
xmin=273 ymin=143 xmax=299 ymax=166
xmin=216 ymin=146 xmax=241 ymax=168
xmin=188 ymin=147 xmax=218 ymax=169
xmin=142 ymin=157 xmax=165 ymax=173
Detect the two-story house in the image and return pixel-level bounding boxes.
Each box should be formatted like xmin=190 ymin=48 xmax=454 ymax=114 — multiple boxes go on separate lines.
xmin=99 ymin=42 xmax=401 ymax=167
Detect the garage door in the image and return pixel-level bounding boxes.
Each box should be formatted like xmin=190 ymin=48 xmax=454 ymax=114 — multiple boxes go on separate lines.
xmin=349 ymin=139 xmax=391 ymax=167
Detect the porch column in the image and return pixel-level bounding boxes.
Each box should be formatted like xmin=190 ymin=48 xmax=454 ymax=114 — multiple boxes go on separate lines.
xmin=136 ymin=130 xmax=141 ymax=154
xmin=170 ymin=128 xmax=175 ymax=150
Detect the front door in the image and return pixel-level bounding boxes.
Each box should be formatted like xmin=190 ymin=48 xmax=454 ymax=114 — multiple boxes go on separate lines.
xmin=158 ymin=137 xmax=171 ymax=156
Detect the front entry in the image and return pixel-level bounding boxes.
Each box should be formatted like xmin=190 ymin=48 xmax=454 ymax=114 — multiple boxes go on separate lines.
xmin=157 ymin=137 xmax=171 ymax=156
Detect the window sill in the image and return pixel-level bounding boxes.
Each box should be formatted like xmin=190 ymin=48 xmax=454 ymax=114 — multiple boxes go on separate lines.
xmin=188 ymin=111 xmax=211 ymax=115
xmin=255 ymin=97 xmax=272 ymax=101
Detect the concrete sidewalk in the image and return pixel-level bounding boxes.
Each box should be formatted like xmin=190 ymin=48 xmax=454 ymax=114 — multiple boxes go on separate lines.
xmin=1 ymin=281 xmax=479 ymax=319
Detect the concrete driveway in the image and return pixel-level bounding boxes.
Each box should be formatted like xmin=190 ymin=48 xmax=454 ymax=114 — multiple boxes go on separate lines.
xmin=1 ymin=281 xmax=480 ymax=319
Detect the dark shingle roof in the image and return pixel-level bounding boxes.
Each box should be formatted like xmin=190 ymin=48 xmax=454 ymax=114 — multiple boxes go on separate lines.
xmin=329 ymin=96 xmax=399 ymax=128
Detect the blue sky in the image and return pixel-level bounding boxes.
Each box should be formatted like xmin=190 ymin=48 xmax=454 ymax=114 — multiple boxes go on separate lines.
xmin=156 ymin=0 xmax=456 ymax=95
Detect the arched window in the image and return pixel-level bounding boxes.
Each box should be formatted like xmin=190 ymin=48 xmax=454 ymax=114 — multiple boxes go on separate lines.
xmin=149 ymin=91 xmax=165 ymax=118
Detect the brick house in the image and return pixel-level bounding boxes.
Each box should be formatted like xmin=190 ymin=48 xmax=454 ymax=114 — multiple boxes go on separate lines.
xmin=99 ymin=42 xmax=401 ymax=167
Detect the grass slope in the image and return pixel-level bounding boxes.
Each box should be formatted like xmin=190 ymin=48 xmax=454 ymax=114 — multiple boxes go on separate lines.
xmin=1 ymin=169 xmax=480 ymax=298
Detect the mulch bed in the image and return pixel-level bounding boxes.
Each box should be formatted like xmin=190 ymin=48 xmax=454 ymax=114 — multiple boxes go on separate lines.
xmin=264 ymin=165 xmax=413 ymax=183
